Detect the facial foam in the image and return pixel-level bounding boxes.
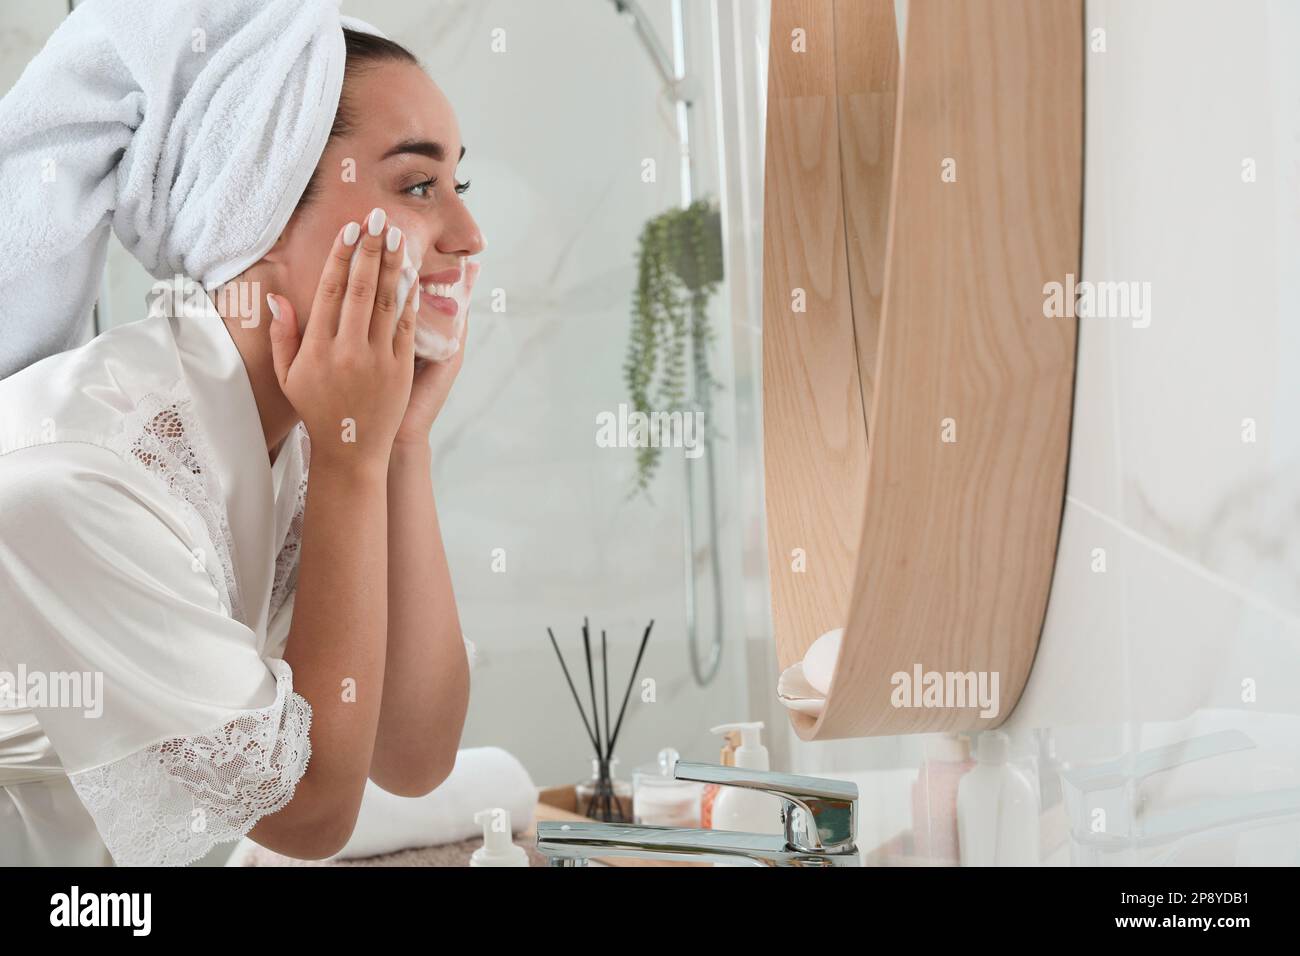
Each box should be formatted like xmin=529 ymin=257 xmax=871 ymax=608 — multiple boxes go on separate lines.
xmin=347 ymin=244 xmax=464 ymax=363
xmin=413 ymin=264 xmax=468 ymax=363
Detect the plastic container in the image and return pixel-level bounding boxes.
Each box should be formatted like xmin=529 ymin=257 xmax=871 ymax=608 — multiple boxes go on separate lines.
xmin=633 ymin=747 xmax=702 ymax=827
xmin=709 ymin=722 xmax=783 ymax=835
xmin=470 ymin=808 xmax=529 ymax=867
xmin=700 ymin=730 xmax=739 ymax=828
xmin=957 ymin=731 xmax=1040 ymax=866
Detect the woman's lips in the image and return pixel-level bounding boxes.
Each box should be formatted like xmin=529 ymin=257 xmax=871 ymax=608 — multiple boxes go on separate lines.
xmin=420 ymin=267 xmax=463 ymax=317
xmin=421 ymin=287 xmax=458 ymax=317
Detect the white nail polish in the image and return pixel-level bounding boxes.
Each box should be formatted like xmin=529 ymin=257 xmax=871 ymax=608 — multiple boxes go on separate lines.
xmin=265 ymin=293 xmax=281 ymax=321
xmin=342 ymin=221 xmax=360 ymax=246
xmin=386 ymin=225 xmax=401 ymax=252
xmin=367 ymin=207 xmax=386 ymax=236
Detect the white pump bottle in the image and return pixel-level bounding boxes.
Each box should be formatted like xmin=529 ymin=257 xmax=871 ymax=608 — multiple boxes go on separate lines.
xmin=708 ymin=722 xmax=783 ymax=835
xmin=470 ymin=807 xmax=529 ymax=867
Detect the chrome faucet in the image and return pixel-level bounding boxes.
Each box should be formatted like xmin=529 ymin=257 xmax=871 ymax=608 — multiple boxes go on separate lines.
xmin=536 ymin=761 xmax=860 ymax=866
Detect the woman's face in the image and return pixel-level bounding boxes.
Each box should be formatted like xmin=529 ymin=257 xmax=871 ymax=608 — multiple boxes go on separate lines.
xmin=273 ymin=60 xmax=485 ymax=336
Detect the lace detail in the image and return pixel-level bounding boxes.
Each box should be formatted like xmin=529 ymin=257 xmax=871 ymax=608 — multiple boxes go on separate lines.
xmin=66 ymin=659 xmax=312 ymax=867
xmin=269 ymin=423 xmax=311 ymax=621
xmin=104 ymin=381 xmax=245 ymax=625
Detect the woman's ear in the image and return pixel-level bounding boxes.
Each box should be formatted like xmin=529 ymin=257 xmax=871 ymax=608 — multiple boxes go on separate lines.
xmin=260 ymin=230 xmax=290 ymax=265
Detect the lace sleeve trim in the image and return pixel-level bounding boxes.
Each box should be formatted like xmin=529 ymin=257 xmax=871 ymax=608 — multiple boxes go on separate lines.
xmin=102 ymin=379 xmax=246 ymax=625
xmin=66 ymin=658 xmax=312 ymax=867
xmin=269 ymin=423 xmax=310 ymax=620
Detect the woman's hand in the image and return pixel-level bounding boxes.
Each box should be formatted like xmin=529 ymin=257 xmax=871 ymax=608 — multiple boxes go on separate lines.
xmin=393 ymin=259 xmax=481 ymax=448
xmin=266 ymin=209 xmax=418 ymax=472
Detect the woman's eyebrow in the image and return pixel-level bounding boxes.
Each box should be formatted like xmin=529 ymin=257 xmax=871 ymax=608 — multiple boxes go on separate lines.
xmin=380 ymin=139 xmax=467 ymax=163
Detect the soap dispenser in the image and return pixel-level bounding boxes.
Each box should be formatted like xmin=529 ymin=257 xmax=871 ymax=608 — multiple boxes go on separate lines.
xmin=708 ymin=722 xmax=783 ymax=835
xmin=956 ymin=730 xmax=1040 ymax=866
xmin=470 ymin=808 xmax=529 ymax=867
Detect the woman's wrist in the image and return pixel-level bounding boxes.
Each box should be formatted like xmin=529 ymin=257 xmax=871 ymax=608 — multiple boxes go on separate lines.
xmin=389 ymin=437 xmax=432 ymax=470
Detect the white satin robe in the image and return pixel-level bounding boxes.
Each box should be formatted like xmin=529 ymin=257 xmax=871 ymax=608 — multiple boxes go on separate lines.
xmin=0 ymin=297 xmax=473 ymax=866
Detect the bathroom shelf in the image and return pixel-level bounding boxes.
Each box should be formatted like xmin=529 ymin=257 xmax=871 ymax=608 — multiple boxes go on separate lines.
xmin=762 ymin=0 xmax=1083 ymax=739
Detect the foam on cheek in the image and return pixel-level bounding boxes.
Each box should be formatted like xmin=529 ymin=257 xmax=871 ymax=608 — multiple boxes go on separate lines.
xmin=413 ymin=266 xmax=469 ymax=363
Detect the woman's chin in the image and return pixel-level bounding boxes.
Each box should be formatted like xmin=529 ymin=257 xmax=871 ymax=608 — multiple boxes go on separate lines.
xmin=414 ymin=321 xmax=460 ymax=363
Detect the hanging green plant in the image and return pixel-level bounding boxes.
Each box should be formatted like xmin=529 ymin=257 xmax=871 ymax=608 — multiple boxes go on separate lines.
xmin=623 ymin=198 xmax=725 ymax=497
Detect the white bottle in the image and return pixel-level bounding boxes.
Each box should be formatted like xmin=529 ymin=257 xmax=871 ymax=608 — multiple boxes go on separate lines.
xmin=470 ymin=807 xmax=529 ymax=867
xmin=709 ymin=722 xmax=784 ymax=835
xmin=957 ymin=731 xmax=1040 ymax=866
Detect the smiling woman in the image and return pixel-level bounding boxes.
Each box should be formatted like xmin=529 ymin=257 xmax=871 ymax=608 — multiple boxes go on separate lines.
xmin=0 ymin=0 xmax=482 ymax=866
xmin=257 ymin=27 xmax=485 ymax=375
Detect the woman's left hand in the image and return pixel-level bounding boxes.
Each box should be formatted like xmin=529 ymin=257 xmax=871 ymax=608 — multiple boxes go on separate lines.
xmin=392 ymin=260 xmax=481 ymax=448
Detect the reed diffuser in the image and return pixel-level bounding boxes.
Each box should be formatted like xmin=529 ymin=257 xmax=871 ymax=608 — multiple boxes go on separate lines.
xmin=546 ymin=617 xmax=654 ymax=822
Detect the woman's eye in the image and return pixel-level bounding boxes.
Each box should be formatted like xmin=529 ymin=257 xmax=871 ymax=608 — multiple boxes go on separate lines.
xmin=404 ymin=178 xmax=472 ymax=199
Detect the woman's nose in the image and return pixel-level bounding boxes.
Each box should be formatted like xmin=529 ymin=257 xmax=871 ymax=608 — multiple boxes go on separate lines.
xmin=440 ymin=202 xmax=486 ymax=258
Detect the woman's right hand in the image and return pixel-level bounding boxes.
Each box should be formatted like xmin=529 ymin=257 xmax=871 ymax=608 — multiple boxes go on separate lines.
xmin=266 ymin=208 xmax=418 ymax=472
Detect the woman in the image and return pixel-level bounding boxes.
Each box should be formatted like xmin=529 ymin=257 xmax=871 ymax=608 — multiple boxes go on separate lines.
xmin=0 ymin=0 xmax=484 ymax=865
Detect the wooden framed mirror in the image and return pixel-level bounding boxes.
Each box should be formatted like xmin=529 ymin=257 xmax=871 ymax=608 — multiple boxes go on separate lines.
xmin=762 ymin=0 xmax=1084 ymax=740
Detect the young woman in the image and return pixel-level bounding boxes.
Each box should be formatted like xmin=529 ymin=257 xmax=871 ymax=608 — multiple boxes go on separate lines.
xmin=0 ymin=4 xmax=484 ymax=865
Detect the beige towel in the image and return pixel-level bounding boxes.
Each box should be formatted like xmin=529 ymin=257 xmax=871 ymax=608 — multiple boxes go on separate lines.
xmin=230 ymin=832 xmax=548 ymax=867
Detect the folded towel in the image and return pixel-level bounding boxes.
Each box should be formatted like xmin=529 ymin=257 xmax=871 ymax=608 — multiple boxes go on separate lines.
xmin=0 ymin=0 xmax=356 ymax=378
xmin=331 ymin=747 xmax=538 ymax=861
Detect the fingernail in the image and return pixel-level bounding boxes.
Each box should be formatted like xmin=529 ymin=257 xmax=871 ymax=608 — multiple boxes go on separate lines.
xmin=265 ymin=293 xmax=281 ymax=322
xmin=342 ymin=221 xmax=361 ymax=246
xmin=414 ymin=289 xmax=421 ymax=312
xmin=386 ymin=225 xmax=401 ymax=252
xmin=367 ymin=207 xmax=387 ymax=236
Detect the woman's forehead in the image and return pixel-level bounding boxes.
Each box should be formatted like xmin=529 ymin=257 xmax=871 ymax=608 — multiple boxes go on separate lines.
xmin=350 ymin=63 xmax=460 ymax=158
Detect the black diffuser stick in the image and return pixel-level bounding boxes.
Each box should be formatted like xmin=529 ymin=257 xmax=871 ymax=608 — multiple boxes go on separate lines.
xmin=546 ymin=626 xmax=599 ymax=755
xmin=601 ymin=629 xmax=611 ymax=763
xmin=602 ymin=628 xmax=612 ymax=818
xmin=606 ymin=619 xmax=654 ymax=761
xmin=581 ymin=617 xmax=603 ymax=771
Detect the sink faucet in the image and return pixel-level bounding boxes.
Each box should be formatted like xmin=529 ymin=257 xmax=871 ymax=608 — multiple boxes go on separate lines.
xmin=535 ymin=761 xmax=860 ymax=866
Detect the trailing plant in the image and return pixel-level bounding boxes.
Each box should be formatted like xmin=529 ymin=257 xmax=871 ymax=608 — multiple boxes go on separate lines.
xmin=622 ymin=198 xmax=725 ymax=496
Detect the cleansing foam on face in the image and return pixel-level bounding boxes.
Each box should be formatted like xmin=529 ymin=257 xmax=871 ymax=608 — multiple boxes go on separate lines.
xmin=347 ymin=243 xmax=467 ymax=363
xmin=414 ymin=263 xmax=469 ymax=363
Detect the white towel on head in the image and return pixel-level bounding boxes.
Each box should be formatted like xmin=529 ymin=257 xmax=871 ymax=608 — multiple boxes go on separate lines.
xmin=0 ymin=0 xmax=353 ymax=379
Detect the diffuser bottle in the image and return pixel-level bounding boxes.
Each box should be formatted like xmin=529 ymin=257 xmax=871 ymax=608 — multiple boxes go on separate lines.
xmin=576 ymin=755 xmax=632 ymax=822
